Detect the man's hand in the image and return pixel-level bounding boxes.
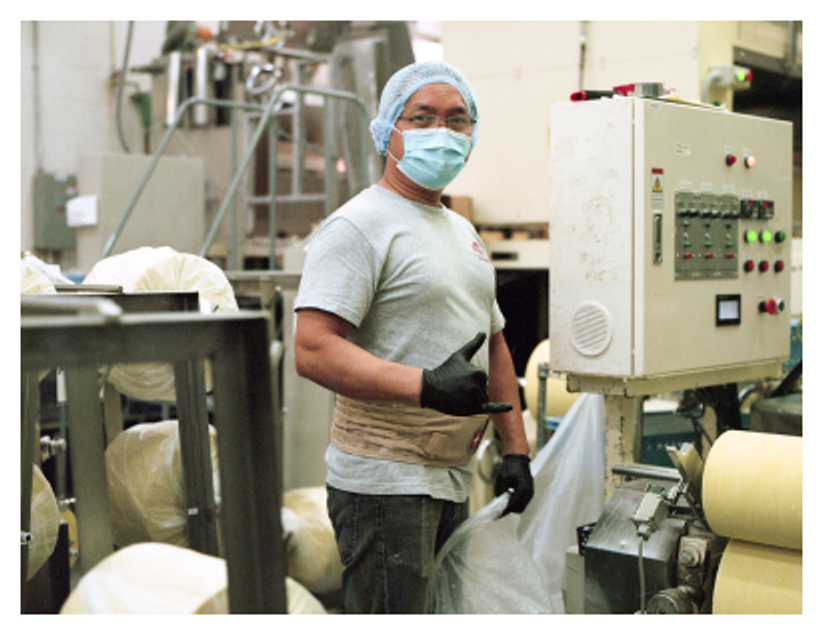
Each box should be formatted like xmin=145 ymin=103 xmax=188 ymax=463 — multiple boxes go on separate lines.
xmin=494 ymin=454 xmax=534 ymax=516
xmin=421 ymin=333 xmax=513 ymax=416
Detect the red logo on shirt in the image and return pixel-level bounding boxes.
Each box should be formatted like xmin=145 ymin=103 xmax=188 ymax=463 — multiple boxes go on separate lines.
xmin=471 ymin=241 xmax=490 ymax=263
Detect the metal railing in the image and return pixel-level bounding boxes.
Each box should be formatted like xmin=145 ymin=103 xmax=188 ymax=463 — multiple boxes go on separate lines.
xmin=102 ymin=85 xmax=372 ymax=269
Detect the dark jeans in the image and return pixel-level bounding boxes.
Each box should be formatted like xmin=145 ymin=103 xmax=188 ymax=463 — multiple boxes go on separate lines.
xmin=326 ymin=485 xmax=469 ymax=614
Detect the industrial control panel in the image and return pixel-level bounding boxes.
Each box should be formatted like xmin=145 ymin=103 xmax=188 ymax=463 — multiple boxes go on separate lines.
xmin=548 ymin=97 xmax=792 ymax=388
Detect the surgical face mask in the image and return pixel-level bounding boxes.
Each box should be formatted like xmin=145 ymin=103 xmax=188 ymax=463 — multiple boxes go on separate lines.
xmin=388 ymin=127 xmax=471 ymax=191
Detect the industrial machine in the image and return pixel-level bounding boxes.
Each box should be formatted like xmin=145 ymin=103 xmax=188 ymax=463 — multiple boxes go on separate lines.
xmin=549 ymin=93 xmax=800 ymax=614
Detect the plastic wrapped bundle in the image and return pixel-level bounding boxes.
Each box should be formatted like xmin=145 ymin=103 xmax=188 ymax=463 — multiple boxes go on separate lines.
xmin=105 ymin=420 xmax=220 ymax=548
xmin=281 ymin=487 xmax=344 ymax=595
xmin=27 ymin=465 xmax=61 ymax=580
xmin=21 ymin=257 xmax=58 ymax=380
xmin=84 ymin=246 xmax=238 ymax=401
xmin=21 ymin=258 xmax=57 ymax=295
xmin=427 ymin=493 xmax=553 ymax=614
xmin=59 ymin=542 xmax=326 ymax=614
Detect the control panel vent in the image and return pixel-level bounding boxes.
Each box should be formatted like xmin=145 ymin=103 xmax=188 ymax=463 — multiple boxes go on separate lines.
xmin=569 ymin=301 xmax=613 ymax=357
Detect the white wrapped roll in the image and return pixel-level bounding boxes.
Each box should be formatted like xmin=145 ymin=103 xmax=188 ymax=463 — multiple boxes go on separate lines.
xmin=85 ymin=247 xmax=238 ymax=401
xmin=21 ymin=258 xmax=58 ymax=380
xmin=105 ymin=420 xmax=220 ymax=548
xmin=27 ymin=465 xmax=60 ymax=580
xmin=21 ymin=259 xmax=57 ymax=295
xmin=281 ymin=487 xmax=344 ymax=595
xmin=59 ymin=542 xmax=326 ymax=614
xmin=83 ymin=246 xmax=177 ymax=291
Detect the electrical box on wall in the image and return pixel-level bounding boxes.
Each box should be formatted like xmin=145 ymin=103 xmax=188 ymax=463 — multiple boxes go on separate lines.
xmin=34 ymin=172 xmax=77 ymax=251
xmin=548 ymin=97 xmax=792 ymax=392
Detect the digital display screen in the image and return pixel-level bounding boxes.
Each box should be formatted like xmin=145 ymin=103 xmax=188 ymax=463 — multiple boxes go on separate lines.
xmin=716 ymin=294 xmax=742 ymax=326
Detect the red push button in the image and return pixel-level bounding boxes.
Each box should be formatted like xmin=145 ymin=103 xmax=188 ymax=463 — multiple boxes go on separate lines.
xmin=775 ymin=260 xmax=785 ymax=273
xmin=760 ymin=299 xmax=778 ymax=315
xmin=744 ymin=260 xmax=755 ymax=272
xmin=759 ymin=260 xmax=770 ymax=272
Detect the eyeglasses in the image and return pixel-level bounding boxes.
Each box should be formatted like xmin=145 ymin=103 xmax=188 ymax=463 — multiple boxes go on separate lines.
xmin=397 ymin=113 xmax=475 ymax=133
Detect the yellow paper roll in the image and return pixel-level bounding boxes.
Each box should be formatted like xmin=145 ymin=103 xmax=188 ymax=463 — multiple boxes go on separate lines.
xmin=523 ymin=339 xmax=579 ymax=419
xmin=703 ymin=431 xmax=801 ymax=550
xmin=713 ymin=539 xmax=802 ymax=614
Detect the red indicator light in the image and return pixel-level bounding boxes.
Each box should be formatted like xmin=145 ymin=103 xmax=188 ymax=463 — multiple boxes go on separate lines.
xmin=726 ymin=253 xmax=735 ymax=259
xmin=725 ymin=153 xmax=737 ymax=166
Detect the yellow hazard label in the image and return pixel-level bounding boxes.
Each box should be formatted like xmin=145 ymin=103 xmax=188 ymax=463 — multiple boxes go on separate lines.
xmin=652 ymin=175 xmax=663 ymax=193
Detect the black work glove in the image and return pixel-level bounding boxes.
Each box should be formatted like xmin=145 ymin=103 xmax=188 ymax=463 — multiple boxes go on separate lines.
xmin=494 ymin=454 xmax=534 ymax=516
xmin=420 ymin=333 xmax=513 ymax=417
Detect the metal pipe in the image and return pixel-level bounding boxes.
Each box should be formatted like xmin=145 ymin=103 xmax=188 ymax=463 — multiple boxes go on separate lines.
xmin=611 ymin=463 xmax=680 ymax=482
xmin=268 ymin=118 xmax=278 ymax=269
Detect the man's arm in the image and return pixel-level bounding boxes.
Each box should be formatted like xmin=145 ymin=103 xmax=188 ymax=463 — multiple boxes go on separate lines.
xmin=487 ymin=330 xmax=535 ymax=515
xmin=487 ymin=330 xmax=530 ymax=456
xmin=294 ymin=308 xmax=423 ymax=405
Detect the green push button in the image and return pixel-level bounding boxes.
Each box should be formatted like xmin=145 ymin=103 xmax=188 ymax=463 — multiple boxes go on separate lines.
xmin=760 ymin=230 xmax=773 ymax=243
xmin=745 ymin=230 xmax=758 ymax=243
xmin=775 ymin=230 xmax=787 ymax=243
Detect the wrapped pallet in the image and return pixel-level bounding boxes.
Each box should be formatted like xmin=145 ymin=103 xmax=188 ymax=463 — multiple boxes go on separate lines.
xmin=83 ymin=246 xmax=238 ymax=401
xmin=60 ymin=542 xmax=326 ymax=614
xmin=281 ymin=487 xmax=343 ymax=595
xmin=105 ymin=420 xmax=220 ymax=548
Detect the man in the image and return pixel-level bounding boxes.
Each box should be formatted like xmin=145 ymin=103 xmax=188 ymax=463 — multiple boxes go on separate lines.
xmin=294 ymin=60 xmax=533 ymax=613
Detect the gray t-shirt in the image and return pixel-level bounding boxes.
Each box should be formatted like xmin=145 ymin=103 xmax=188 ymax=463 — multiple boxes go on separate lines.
xmin=295 ymin=184 xmax=505 ymax=502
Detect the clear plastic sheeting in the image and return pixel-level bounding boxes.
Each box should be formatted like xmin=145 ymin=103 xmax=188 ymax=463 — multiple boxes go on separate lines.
xmin=59 ymin=542 xmax=326 ymax=614
xmin=427 ymin=493 xmax=553 ymax=614
xmin=20 ymin=257 xmax=58 ymax=295
xmin=105 ymin=420 xmax=220 ymax=548
xmin=518 ymin=393 xmax=606 ymax=613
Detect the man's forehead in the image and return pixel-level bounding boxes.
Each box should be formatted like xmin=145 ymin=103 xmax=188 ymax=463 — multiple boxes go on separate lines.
xmin=405 ymin=83 xmax=467 ymax=112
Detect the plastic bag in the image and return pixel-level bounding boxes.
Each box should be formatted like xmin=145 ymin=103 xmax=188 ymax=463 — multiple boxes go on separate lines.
xmin=517 ymin=393 xmax=607 ymax=613
xmin=427 ymin=493 xmax=554 ymax=614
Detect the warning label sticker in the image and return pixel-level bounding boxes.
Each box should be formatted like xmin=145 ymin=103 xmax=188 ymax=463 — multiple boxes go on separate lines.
xmin=651 ymin=168 xmax=664 ymax=209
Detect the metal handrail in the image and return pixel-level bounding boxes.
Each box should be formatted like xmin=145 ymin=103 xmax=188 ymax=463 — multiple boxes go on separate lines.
xmin=101 ymin=86 xmax=372 ymax=270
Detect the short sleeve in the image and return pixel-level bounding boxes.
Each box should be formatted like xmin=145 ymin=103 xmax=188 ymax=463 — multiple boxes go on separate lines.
xmin=294 ymin=217 xmax=379 ymax=327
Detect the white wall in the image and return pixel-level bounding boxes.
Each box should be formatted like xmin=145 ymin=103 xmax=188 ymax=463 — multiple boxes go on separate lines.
xmin=441 ymin=21 xmax=701 ymax=226
xmin=20 ymin=21 xmax=167 ymax=260
xmin=20 ymin=21 xmax=799 ymax=255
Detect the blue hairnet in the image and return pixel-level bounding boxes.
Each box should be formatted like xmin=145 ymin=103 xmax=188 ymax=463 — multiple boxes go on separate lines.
xmin=370 ymin=61 xmax=480 ymax=156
